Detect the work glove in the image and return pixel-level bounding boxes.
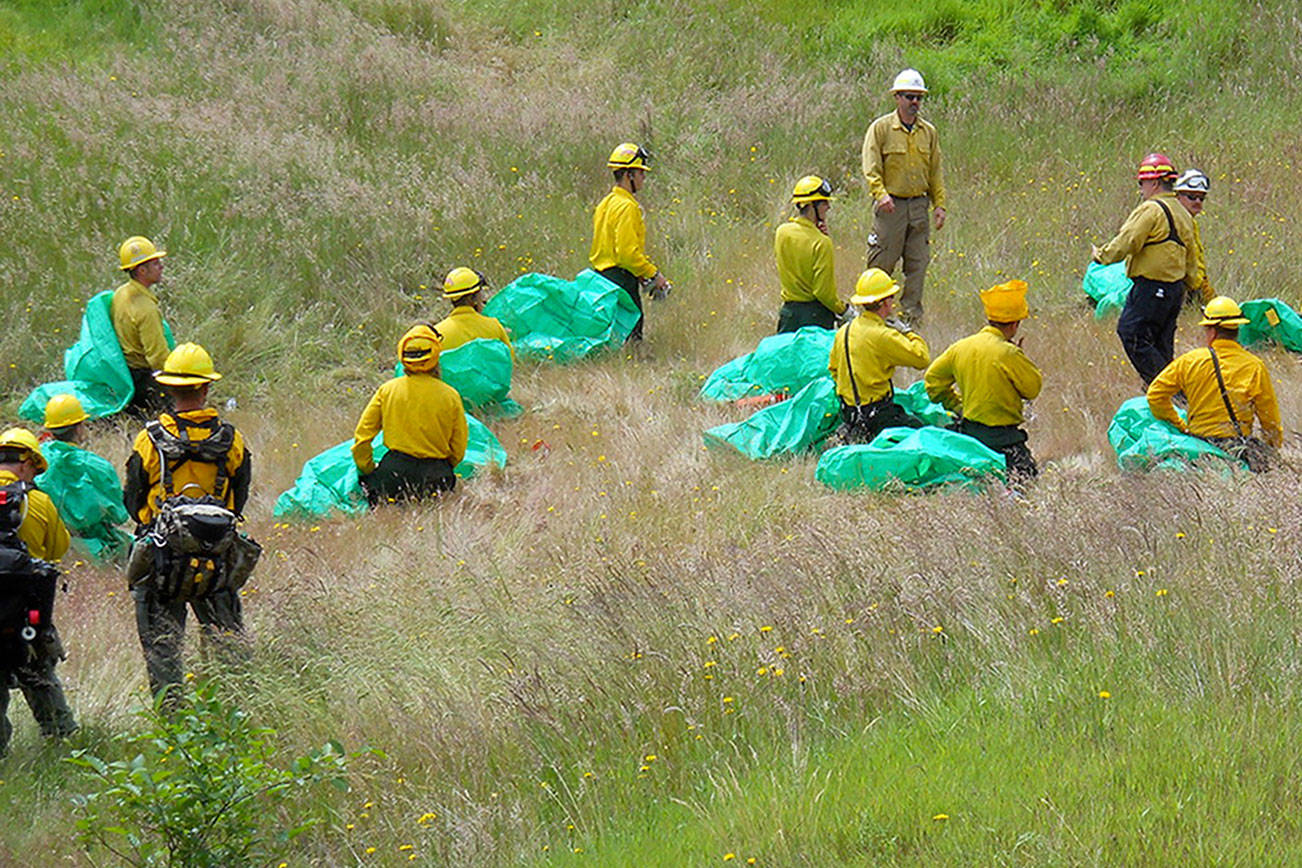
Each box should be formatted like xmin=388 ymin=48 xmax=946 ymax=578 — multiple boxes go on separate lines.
xmin=884 ymin=316 xmax=913 ymax=334
xmin=835 ymin=306 xmax=857 ymax=326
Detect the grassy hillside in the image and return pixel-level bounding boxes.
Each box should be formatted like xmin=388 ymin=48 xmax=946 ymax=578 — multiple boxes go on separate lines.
xmin=4 ymin=0 xmax=1302 ymax=865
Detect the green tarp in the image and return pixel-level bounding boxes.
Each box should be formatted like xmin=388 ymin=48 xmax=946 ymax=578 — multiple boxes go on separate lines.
xmin=394 ymin=339 xmax=522 ymax=417
xmin=35 ymin=440 xmax=131 ymax=560
xmin=1107 ymin=396 xmax=1236 ymax=471
xmin=1081 ymin=261 xmax=1132 ymax=319
xmin=1239 ymin=299 xmax=1302 ymax=352
xmin=815 ymin=427 xmax=1006 ymax=491
xmin=699 ymin=326 xmax=834 ymax=402
xmin=272 ymin=415 xmax=507 ymax=520
xmin=482 ymin=270 xmax=639 ymax=362
xmin=20 ymin=290 xmax=176 ymax=422
xmin=702 ymin=379 xmax=950 ymax=461
xmin=703 ymin=378 xmax=840 ymax=459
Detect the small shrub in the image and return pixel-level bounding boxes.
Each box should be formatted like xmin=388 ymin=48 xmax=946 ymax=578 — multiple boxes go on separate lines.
xmin=67 ymin=680 xmax=352 ymax=868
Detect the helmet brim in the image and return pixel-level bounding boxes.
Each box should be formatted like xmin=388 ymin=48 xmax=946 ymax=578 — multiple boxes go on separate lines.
xmin=154 ymin=370 xmax=221 ymax=386
xmin=120 ymin=250 xmax=167 ymax=271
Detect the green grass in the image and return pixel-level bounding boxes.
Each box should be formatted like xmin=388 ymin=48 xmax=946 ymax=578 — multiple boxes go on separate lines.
xmin=0 ymin=0 xmax=150 ymax=64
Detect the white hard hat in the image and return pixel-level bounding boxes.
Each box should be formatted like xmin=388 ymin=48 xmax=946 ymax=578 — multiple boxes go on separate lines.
xmin=890 ymin=68 xmax=928 ymax=93
xmin=1174 ymin=169 xmax=1210 ymax=194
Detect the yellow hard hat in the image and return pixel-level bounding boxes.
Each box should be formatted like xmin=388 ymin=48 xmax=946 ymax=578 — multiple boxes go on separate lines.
xmin=398 ymin=324 xmax=441 ymax=374
xmin=0 ymin=427 xmax=47 ymax=472
xmin=1199 ymin=295 xmax=1250 ymax=327
xmin=443 ymin=267 xmax=488 ymax=300
xmin=44 ymin=393 xmax=88 ymax=429
xmin=154 ymin=343 xmax=222 ymax=387
xmin=119 ymin=235 xmax=167 ymax=271
xmin=607 ymin=142 xmax=652 ymax=172
xmin=849 ymin=268 xmax=900 ymax=305
xmin=981 ymin=280 xmax=1030 ymax=323
xmin=792 ymin=175 xmax=833 ymax=205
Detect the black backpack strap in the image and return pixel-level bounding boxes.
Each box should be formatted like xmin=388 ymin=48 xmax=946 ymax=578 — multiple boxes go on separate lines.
xmin=145 ymin=416 xmax=235 ymax=502
xmin=1208 ymin=348 xmax=1246 ymax=438
xmin=1144 ymin=198 xmax=1185 ymax=249
xmin=842 ymin=325 xmax=862 ymax=408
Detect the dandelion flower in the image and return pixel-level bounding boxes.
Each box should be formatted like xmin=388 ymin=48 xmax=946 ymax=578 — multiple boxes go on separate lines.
xmin=1098 ymin=691 xmax=1111 ymax=699
xmin=933 ymin=813 xmax=949 ymax=821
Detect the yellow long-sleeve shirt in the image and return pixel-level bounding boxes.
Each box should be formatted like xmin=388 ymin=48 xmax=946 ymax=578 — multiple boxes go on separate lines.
xmin=1096 ymin=192 xmax=1198 ymax=287
xmin=589 ymin=186 xmax=657 ymax=279
xmin=775 ymin=217 xmax=844 ymax=314
xmin=1147 ymin=339 xmax=1283 ymax=447
xmin=828 ymin=312 xmax=929 ymax=405
xmin=1187 ymin=217 xmax=1214 ymax=305
xmin=434 ymin=306 xmax=514 ymax=356
xmin=861 ymin=111 xmax=946 ymax=208
xmin=352 ymin=374 xmax=468 ymax=474
xmin=925 ymin=326 xmax=1042 ymax=426
xmin=111 ymin=279 xmax=170 ymax=370
xmin=0 ymin=470 xmax=70 ymax=562
xmin=124 ymin=409 xmax=250 ymax=526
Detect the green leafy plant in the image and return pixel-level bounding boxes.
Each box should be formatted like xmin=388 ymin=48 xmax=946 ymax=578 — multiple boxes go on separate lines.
xmin=67 ymin=680 xmax=351 ymax=868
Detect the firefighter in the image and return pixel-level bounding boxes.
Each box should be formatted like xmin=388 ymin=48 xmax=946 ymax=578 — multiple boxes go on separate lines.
xmin=862 ymin=68 xmax=947 ymax=323
xmin=0 ymin=428 xmax=76 ymax=753
xmin=589 ymin=142 xmax=670 ymax=341
xmin=828 ymin=268 xmax=930 ymax=442
xmin=353 ymin=324 xmax=468 ymax=504
xmin=433 ymin=267 xmax=513 ymax=355
xmin=925 ymin=280 xmax=1042 ymax=480
xmin=111 ymin=236 xmax=172 ymax=419
xmin=123 ymin=343 xmax=252 ymax=699
xmin=1092 ymin=153 xmax=1198 ymax=386
xmin=1147 ymin=296 xmax=1283 ymax=472
xmin=1174 ymin=169 xmax=1215 ymax=306
xmin=775 ymin=175 xmax=847 ymax=333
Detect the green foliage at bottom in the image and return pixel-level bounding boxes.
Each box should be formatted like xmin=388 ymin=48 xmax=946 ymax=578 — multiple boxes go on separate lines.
xmin=67 ymin=680 xmax=352 ymax=868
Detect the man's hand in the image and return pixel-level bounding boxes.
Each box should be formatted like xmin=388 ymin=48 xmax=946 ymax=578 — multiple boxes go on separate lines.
xmin=933 ymin=207 xmax=946 ymax=230
xmin=876 ymin=193 xmax=895 ymax=214
xmin=884 ymin=315 xmax=913 ymax=334
xmin=1090 ymin=244 xmax=1103 ymax=263
xmin=836 ymin=306 xmax=857 ymax=326
xmin=646 ymin=271 xmax=672 ymax=300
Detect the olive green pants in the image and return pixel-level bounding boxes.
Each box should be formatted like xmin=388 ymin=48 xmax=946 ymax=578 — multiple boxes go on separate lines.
xmin=865 ymin=196 xmax=932 ymax=321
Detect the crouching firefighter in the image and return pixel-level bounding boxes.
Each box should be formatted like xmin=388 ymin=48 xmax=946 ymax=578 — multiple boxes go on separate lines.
xmin=123 ymin=343 xmax=259 ymax=701
xmin=828 ymin=268 xmax=931 ymax=443
xmin=0 ymin=427 xmax=76 ymax=755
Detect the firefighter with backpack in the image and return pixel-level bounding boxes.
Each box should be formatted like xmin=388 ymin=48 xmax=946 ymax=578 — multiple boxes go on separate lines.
xmin=123 ymin=343 xmax=258 ymax=700
xmin=0 ymin=427 xmax=77 ymax=754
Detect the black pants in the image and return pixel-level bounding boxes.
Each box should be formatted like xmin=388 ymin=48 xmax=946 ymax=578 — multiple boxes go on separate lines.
xmin=956 ymin=419 xmax=1037 ymax=480
xmin=776 ymin=301 xmax=835 ymax=334
xmin=839 ymin=397 xmax=925 ymax=444
xmin=1117 ymin=276 xmax=1184 ymax=386
xmin=361 ymin=450 xmax=456 ymax=506
xmin=1206 ymin=436 xmax=1274 ymax=473
xmin=598 ymin=266 xmax=644 ymax=341
xmin=0 ymin=627 xmax=77 ymax=754
xmin=126 ymin=367 xmax=169 ymax=421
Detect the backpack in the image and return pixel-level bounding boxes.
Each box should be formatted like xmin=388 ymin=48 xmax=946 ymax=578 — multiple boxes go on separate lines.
xmin=128 ymin=418 xmax=261 ymax=601
xmin=0 ymin=479 xmax=59 ymax=670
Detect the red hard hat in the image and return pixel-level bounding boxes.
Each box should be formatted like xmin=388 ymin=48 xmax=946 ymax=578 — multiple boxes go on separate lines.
xmin=1137 ymin=152 xmax=1177 ymax=181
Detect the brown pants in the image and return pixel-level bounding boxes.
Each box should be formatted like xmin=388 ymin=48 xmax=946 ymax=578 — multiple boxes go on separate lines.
xmin=866 ymin=196 xmax=931 ymax=321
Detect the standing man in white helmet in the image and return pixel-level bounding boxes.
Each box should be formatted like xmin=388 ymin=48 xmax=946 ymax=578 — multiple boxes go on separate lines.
xmin=775 ymin=175 xmax=847 ymax=333
xmin=590 ymin=142 xmax=671 ymax=342
xmin=111 ymin=235 xmax=171 ymax=420
xmin=862 ymin=68 xmax=947 ymax=324
xmin=1174 ymin=169 xmax=1215 ymax=307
